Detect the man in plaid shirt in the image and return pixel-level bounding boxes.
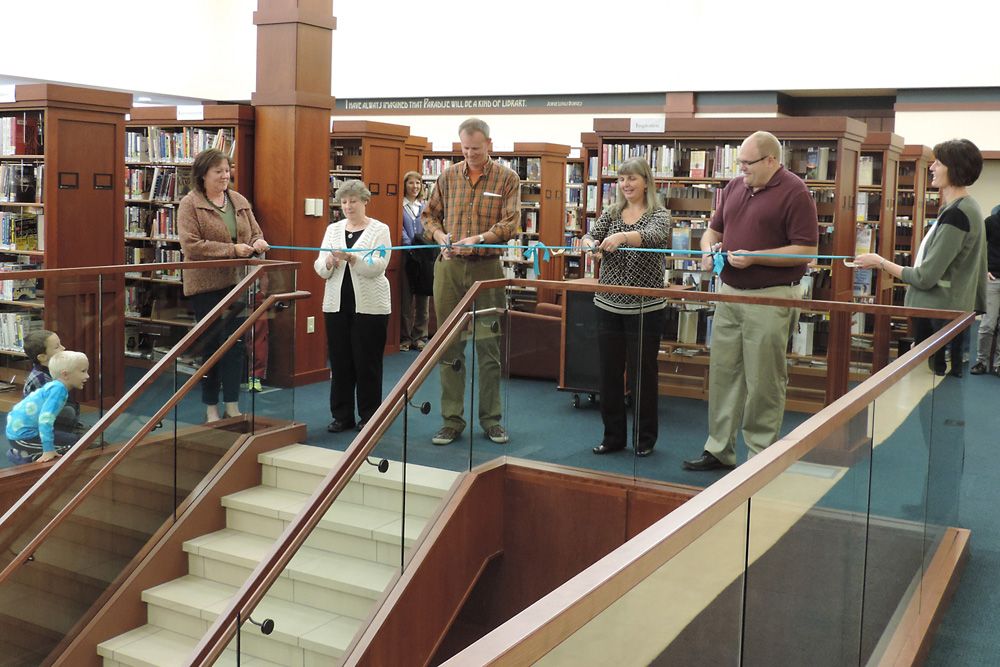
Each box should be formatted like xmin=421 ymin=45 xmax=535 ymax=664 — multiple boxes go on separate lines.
xmin=423 ymin=118 xmax=520 ymax=446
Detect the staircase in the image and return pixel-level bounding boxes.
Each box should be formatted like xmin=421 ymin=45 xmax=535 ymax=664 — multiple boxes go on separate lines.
xmin=0 ymin=428 xmax=242 ymax=667
xmin=97 ymin=444 xmax=460 ymax=666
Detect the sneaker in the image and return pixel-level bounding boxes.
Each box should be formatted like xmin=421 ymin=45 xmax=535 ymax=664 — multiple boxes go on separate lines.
xmin=415 ymin=338 xmax=427 ymax=350
xmin=249 ymin=377 xmax=263 ymax=392
xmin=400 ymin=340 xmax=411 ymax=351
xmin=971 ymin=361 xmax=989 ymax=375
xmin=485 ymin=424 xmax=509 ymax=444
xmin=432 ymin=426 xmax=460 ymax=446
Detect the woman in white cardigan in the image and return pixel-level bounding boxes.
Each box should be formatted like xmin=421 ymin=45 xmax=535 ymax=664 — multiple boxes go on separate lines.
xmin=314 ymin=181 xmax=392 ymax=433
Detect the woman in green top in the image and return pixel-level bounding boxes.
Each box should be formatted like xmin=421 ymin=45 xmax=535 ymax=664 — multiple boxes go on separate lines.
xmin=856 ymin=138 xmax=985 ymax=376
xmin=178 ymin=148 xmax=270 ymax=421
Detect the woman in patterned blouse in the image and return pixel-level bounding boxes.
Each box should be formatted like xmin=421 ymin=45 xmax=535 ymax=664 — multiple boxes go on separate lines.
xmin=582 ymin=157 xmax=670 ymax=457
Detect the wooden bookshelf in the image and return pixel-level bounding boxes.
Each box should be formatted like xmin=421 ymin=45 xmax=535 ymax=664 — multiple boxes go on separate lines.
xmin=122 ymin=105 xmax=255 ymax=363
xmin=593 ymin=116 xmax=868 ymax=411
xmin=857 ymin=132 xmax=904 ymax=370
xmin=329 ymin=120 xmax=410 ymax=352
xmin=0 ymin=84 xmax=130 ymax=403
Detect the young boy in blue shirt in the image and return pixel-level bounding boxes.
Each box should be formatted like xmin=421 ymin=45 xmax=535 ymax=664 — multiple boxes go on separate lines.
xmin=6 ymin=351 xmax=89 ymax=463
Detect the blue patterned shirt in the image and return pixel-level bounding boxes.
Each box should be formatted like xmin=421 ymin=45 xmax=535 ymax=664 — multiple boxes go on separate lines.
xmin=6 ymin=380 xmax=68 ymax=452
xmin=23 ymin=364 xmax=52 ymax=397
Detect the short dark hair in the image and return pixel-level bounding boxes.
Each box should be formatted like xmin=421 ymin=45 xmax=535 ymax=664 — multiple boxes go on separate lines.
xmin=932 ymin=139 xmax=982 ymax=187
xmin=191 ymin=148 xmax=232 ymax=195
xmin=24 ymin=329 xmax=55 ymax=364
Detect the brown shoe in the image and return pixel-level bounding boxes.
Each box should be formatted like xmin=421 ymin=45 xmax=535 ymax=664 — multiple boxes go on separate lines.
xmin=432 ymin=426 xmax=460 ymax=446
xmin=485 ymin=424 xmax=509 ymax=444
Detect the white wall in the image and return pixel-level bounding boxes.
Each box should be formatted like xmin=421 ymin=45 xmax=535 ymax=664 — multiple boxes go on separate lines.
xmin=4 ymin=0 xmax=998 ymax=102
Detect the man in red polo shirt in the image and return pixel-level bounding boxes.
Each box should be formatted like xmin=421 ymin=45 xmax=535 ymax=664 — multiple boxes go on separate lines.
xmin=684 ymin=131 xmax=818 ymax=471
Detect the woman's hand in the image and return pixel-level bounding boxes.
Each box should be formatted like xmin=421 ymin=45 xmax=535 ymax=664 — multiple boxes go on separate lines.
xmin=252 ymin=239 xmax=270 ymax=253
xmin=599 ymin=232 xmax=626 ymax=253
xmin=853 ymin=253 xmax=883 ymax=270
xmin=325 ymin=252 xmax=339 ymax=270
xmin=234 ymin=243 xmax=255 ymax=258
xmin=332 ymin=250 xmax=354 ymax=266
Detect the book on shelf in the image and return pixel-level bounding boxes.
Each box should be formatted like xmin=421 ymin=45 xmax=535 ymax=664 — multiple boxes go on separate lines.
xmin=792 ymin=320 xmax=815 ymax=356
xmin=0 ymin=310 xmax=41 ymax=353
xmin=0 ymin=112 xmax=43 ymax=156
xmin=688 ymin=150 xmax=707 ymax=178
xmin=805 ymin=147 xmax=830 ymax=180
xmin=858 ymin=155 xmax=875 ymax=186
xmin=855 ymin=192 xmax=869 ymax=222
xmin=670 ymin=226 xmax=693 ymax=270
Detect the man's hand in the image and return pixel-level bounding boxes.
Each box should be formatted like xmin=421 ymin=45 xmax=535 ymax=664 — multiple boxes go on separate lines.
xmin=435 ymin=232 xmax=454 ymax=260
xmin=701 ymin=242 xmax=721 ymax=271
xmin=452 ymin=234 xmax=481 ymax=256
xmin=727 ymin=249 xmax=756 ymax=269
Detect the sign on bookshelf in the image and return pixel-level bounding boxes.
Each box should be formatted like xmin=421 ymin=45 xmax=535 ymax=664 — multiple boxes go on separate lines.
xmin=630 ymin=117 xmax=666 ymax=133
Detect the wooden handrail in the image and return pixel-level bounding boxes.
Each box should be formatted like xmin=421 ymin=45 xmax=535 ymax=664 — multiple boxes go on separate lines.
xmin=187 ymin=275 xmax=497 ymax=665
xmin=0 ymin=288 xmax=309 ymax=587
xmin=442 ymin=312 xmax=974 ymax=665
xmin=187 ymin=277 xmax=974 ymax=665
xmin=0 ymin=263 xmax=304 ymax=569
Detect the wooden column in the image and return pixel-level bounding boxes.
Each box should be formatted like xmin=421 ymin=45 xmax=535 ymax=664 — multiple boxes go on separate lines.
xmin=252 ymin=0 xmax=336 ymax=387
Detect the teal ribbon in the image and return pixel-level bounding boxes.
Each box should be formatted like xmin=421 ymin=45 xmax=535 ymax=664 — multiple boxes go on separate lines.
xmin=268 ymin=244 xmax=852 ymax=278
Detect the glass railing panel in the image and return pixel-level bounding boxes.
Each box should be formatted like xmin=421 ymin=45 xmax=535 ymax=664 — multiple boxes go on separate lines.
xmin=241 ymin=270 xmax=296 ymax=433
xmin=861 ymin=340 xmax=939 ymax=663
xmin=209 ymin=395 xmax=414 ymax=666
xmin=536 ymin=500 xmax=749 ymax=665
xmin=466 ymin=281 xmax=509 ymax=471
xmin=742 ymin=411 xmax=874 ymax=664
xmin=0 ymin=265 xmax=270 ymax=662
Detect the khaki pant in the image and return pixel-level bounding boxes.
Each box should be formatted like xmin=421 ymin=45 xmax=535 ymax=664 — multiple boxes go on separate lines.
xmin=703 ymin=283 xmax=801 ymax=464
xmin=433 ymin=256 xmax=505 ymax=432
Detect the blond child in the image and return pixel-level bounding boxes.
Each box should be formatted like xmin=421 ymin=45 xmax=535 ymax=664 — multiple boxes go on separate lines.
xmin=6 ymin=351 xmax=89 ymax=463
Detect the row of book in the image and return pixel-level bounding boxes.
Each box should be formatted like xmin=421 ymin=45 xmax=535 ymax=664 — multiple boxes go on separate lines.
xmin=330 ymin=144 xmax=362 ymax=172
xmin=785 ymin=146 xmax=835 ymax=181
xmin=565 ymin=162 xmax=585 ymax=184
xmin=126 ymin=127 xmax=236 ymax=163
xmin=495 ymin=157 xmax=542 ymax=181
xmin=0 ymin=211 xmax=44 ymax=251
xmin=0 ymin=163 xmax=43 ymax=203
xmin=0 ymin=112 xmax=43 ymax=156
xmin=421 ymin=158 xmax=453 ymax=177
xmin=126 ymin=166 xmax=191 ymax=202
xmin=0 ymin=258 xmax=40 ymax=301
xmin=0 ymin=310 xmax=41 ymax=354
xmin=126 ymin=204 xmax=178 ymax=240
xmin=602 ymin=144 xmax=677 ymax=178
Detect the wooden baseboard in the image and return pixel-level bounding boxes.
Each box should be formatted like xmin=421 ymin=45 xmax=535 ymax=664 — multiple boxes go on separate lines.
xmin=876 ymin=526 xmax=970 ymax=666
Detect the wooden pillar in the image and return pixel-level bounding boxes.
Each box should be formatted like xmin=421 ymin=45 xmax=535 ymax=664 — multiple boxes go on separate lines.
xmin=252 ymin=0 xmax=337 ymax=387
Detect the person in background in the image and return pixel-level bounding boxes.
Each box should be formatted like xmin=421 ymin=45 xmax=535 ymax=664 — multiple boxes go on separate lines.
xmin=684 ymin=131 xmax=818 ymax=471
xmin=22 ymin=329 xmax=80 ymax=433
xmin=422 ymin=118 xmax=520 ymax=447
xmin=178 ymin=148 xmax=270 ymax=422
xmin=582 ymin=157 xmax=669 ymax=457
xmin=400 ymin=170 xmax=430 ymax=351
xmin=314 ymin=180 xmax=392 ymax=434
xmin=856 ymin=139 xmax=985 ymax=377
xmin=971 ymin=204 xmax=1000 ymax=375
xmin=6 ymin=351 xmax=89 ymax=463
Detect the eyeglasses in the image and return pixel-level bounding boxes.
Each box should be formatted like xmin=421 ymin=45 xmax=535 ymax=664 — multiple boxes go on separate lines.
xmin=737 ymin=156 xmax=769 ymax=167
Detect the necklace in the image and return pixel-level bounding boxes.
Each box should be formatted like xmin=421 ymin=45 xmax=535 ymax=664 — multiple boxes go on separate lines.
xmin=211 ymin=192 xmax=227 ymax=211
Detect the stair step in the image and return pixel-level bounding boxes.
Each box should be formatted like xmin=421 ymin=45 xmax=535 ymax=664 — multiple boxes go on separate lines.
xmin=96 ymin=625 xmax=282 ymax=667
xmin=223 ymin=485 xmax=427 ymax=543
xmin=259 ymin=444 xmax=460 ymax=518
xmin=142 ymin=575 xmax=361 ymax=659
xmin=182 ymin=528 xmax=396 ymax=610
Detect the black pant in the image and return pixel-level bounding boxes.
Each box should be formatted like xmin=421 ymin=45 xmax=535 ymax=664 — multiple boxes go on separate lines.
xmin=596 ymin=307 xmax=664 ymax=451
xmin=190 ymin=288 xmax=245 ymax=405
xmin=912 ymin=317 xmax=965 ymax=373
xmin=325 ymin=310 xmax=389 ymax=423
